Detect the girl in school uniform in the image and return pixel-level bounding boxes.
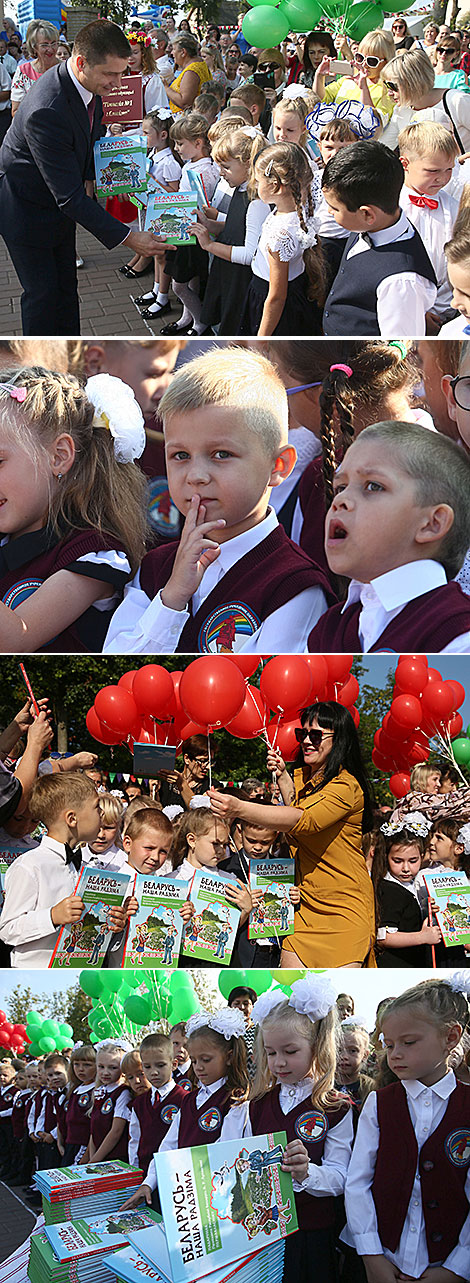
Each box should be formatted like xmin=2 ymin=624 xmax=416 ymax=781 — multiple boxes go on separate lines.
xmin=86 ymin=1039 xmax=132 ymax=1164
xmin=61 ymin=1043 xmax=96 ymax=1166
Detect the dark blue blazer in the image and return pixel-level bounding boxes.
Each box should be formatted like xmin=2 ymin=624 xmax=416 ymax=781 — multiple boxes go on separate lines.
xmin=0 ymin=61 xmax=126 ymax=249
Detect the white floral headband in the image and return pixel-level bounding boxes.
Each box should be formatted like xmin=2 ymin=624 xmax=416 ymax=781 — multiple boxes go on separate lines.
xmin=240 ymin=125 xmax=259 ymax=139
xmin=95 ymin=1038 xmax=133 ymax=1054
xmin=152 ymin=107 xmax=174 ymax=121
xmin=186 ymin=1009 xmax=246 ymax=1040
xmin=381 ymin=811 xmax=432 ymax=838
xmin=447 ymin=970 xmax=470 ymax=997
xmin=457 ymin=824 xmax=470 ymax=854
xmin=341 ymin=1016 xmax=369 ymax=1031
xmin=85 ymin=374 xmax=146 ymax=464
xmin=252 ymin=975 xmax=337 ymax=1026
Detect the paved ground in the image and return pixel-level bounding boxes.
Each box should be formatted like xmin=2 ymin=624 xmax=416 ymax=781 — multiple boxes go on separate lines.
xmin=0 ymin=224 xmax=186 ymax=337
xmin=0 ymin=1181 xmax=37 ymax=1263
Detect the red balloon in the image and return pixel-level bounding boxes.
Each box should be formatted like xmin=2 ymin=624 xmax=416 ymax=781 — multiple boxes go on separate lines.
xmin=132 ymin=665 xmax=174 ymax=718
xmin=0 ymin=1031 xmax=10 ymax=1048
xmin=449 ymin=713 xmax=464 ymax=738
xmin=167 ymin=670 xmax=184 ymax=719
xmin=394 ymin=658 xmax=428 ymax=697
xmin=226 ymin=686 xmax=268 ymax=739
xmin=325 ymin=654 xmax=353 ymax=683
xmin=86 ymin=706 xmax=122 ymax=746
xmin=118 ymin=670 xmax=139 ymax=694
xmin=0 ymin=1011 xmax=6 ymax=1026
xmin=260 ymin=656 xmax=312 ymax=715
xmin=372 ymin=748 xmax=392 ymax=771
xmin=12 ymin=1024 xmax=27 ymax=1037
xmin=303 ymin=654 xmax=328 ymax=696
xmin=180 ymin=658 xmax=246 ymax=728
xmin=226 ymin=656 xmax=260 ymax=680
xmin=407 ymin=742 xmax=430 ymax=766
xmin=10 ymin=1033 xmax=25 ymax=1049
xmin=337 ymin=674 xmax=360 ymax=707
xmin=390 ymin=694 xmax=422 ymax=731
xmin=95 ymin=686 xmax=138 ymax=736
xmin=266 ymin=717 xmax=301 ymax=762
xmin=1 ymin=1022 xmax=13 ymax=1037
xmin=383 ymin=712 xmax=406 ymax=742
xmin=446 ymin=680 xmax=466 ymax=711
xmin=389 ymin=772 xmax=411 ymax=799
xmin=421 ymin=682 xmax=455 ymax=725
xmin=350 ymin=706 xmax=360 ymax=728
xmin=427 ymin=667 xmax=442 ymax=683
xmin=179 ymin=719 xmax=209 ymax=741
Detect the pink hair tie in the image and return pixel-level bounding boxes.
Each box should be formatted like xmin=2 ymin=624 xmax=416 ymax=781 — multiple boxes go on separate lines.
xmin=0 ymin=383 xmax=27 ymax=402
xmin=330 ymin=364 xmax=353 ymax=378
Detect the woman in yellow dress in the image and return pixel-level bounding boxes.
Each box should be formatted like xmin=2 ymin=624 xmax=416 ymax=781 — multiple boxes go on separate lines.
xmin=210 ymin=701 xmax=376 ymax=968
xmin=166 ymin=33 xmax=212 ymax=114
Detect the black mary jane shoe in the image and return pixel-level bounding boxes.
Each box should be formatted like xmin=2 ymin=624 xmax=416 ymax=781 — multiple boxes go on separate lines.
xmin=140 ymin=300 xmax=173 ymax=321
xmin=159 ymin=318 xmax=193 ymax=335
xmin=135 ymin=289 xmax=159 ymax=308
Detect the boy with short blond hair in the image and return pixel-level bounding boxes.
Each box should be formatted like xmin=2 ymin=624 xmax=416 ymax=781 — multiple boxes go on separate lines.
xmin=104 ymin=347 xmax=334 ymax=656
xmin=229 ymin=81 xmax=266 ymax=128
xmin=127 ymin=1033 xmax=187 ymax=1203
xmin=399 ymin=121 xmax=459 ymax=318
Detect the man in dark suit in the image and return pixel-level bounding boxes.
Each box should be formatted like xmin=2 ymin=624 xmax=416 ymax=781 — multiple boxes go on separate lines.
xmin=0 ymin=20 xmax=164 ymax=335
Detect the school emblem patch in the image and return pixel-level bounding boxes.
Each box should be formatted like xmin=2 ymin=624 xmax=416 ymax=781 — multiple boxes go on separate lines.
xmin=148 ymin=478 xmax=180 ymax=537
xmin=101 ymin=1098 xmax=114 ymax=1114
xmin=198 ymin=1106 xmax=221 ymax=1131
xmin=79 ymin=1093 xmax=91 ymax=1110
xmin=178 ymin=1077 xmax=192 ymax=1092
xmin=161 ymin=1103 xmax=179 ymax=1125
xmin=295 ymin=1109 xmax=328 ymax=1143
xmin=445 ymin=1129 xmax=470 ymax=1166
xmin=3 ymin=578 xmax=43 ymax=609
xmin=198 ymin=603 xmax=260 ymax=653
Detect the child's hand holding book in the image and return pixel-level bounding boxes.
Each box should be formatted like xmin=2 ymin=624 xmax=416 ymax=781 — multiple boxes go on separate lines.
xmin=51 ymin=894 xmax=84 ymax=927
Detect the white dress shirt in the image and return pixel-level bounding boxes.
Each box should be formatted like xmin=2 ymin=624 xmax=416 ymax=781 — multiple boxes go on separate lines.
xmin=399 ymin=184 xmax=458 ymax=313
xmin=93 ymin=1085 xmax=131 ymax=1122
xmin=129 ymin=1078 xmax=178 ymax=1167
xmin=0 ymin=836 xmax=79 ymax=968
xmin=339 ymin=560 xmax=470 ymax=654
xmin=103 ymin=508 xmax=327 ymax=655
xmin=222 ymin=1076 xmax=354 ymax=1196
xmin=439 ymin=312 xmax=469 ymax=337
xmin=229 ymin=191 xmax=271 ymax=267
xmin=81 ymin=842 xmax=128 ymax=873
xmin=144 ymin=1075 xmax=228 ymax=1191
xmin=344 ymin=1072 xmax=470 ymax=1280
xmin=342 ymin=211 xmax=437 ymax=336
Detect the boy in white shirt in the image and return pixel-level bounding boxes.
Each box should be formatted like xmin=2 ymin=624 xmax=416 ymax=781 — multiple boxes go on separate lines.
xmin=399 ymin=121 xmax=459 ymax=322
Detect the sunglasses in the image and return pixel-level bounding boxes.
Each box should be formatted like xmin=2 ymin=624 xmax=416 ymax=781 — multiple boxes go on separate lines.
xmin=258 ymin=62 xmax=279 ymax=72
xmin=354 ymin=52 xmax=381 ymax=67
xmin=384 ymin=80 xmax=398 ymax=92
xmin=294 ymin=727 xmax=334 ymax=747
xmin=436 ymin=45 xmax=458 ymax=54
xmin=392 ymin=25 xmax=405 ymax=30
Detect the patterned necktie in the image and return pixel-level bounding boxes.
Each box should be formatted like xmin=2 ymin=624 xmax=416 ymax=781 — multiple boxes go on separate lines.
xmin=408 ymin=193 xmax=439 ymax=210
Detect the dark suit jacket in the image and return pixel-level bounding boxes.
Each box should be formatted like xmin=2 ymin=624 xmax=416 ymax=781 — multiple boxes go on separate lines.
xmin=0 ymin=61 xmax=126 ymax=249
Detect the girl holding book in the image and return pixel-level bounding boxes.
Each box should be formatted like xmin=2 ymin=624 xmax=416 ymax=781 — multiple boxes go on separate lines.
xmin=159 ymin=112 xmax=219 ymax=336
xmin=61 ymin=1043 xmax=96 ymax=1166
xmin=84 ymin=1040 xmax=132 ymax=1164
xmin=132 ymin=108 xmax=183 ymax=314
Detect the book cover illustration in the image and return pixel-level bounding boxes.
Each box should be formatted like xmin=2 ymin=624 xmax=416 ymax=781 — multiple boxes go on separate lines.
xmin=128 ymin=1133 xmax=297 ymax=1283
xmin=144 ymin=191 xmax=197 ymax=245
xmin=0 ymin=834 xmax=39 ymax=912
xmin=182 ymin=869 xmax=241 ymax=966
xmin=35 ymin=1160 xmax=143 ymax=1198
xmin=248 ymin=860 xmax=295 ymax=941
xmin=50 ymin=868 xmax=130 ymax=969
xmin=94 ymin=134 xmax=147 ymax=198
xmin=125 ymin=875 xmax=189 ymax=968
xmin=423 ymin=869 xmax=470 ymax=947
xmin=45 ymin=1210 xmax=160 ymax=1262
xmin=184 ymin=165 xmax=208 ymax=210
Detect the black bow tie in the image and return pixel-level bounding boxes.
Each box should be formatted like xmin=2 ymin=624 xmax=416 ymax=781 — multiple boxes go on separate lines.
xmin=65 ymin=844 xmax=82 ymax=872
xmin=360 ymin=231 xmax=374 ymax=249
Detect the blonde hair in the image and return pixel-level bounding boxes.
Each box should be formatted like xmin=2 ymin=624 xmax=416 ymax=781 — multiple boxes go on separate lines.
xmin=273 ymin=95 xmax=308 ymax=144
xmin=0 ymin=366 xmax=147 ymax=573
xmin=399 ymin=120 xmax=458 ymax=160
xmin=212 ymin=127 xmax=267 ymax=186
xmin=159 ymin=346 xmax=289 ymax=456
xmin=359 ymin=28 xmax=395 ymax=62
xmin=120 ymin=1049 xmax=145 ymax=1090
xmin=410 ymin=762 xmax=439 ymax=791
xmin=382 ymin=49 xmax=435 ymax=105
xmin=26 ymin=18 xmax=58 ymax=54
xmin=121 ymin=795 xmax=162 ymax=837
xmin=382 ymin=978 xmax=470 ymax=1038
xmin=170 ymin=111 xmax=210 ymax=154
xmin=29 ymin=772 xmax=97 ymax=827
xmin=124 ymin=808 xmax=172 ymax=843
xmin=200 ymin=40 xmax=225 ymax=72
xmin=253 ymin=143 xmax=326 ymax=306
xmin=208 ymin=114 xmax=253 ymax=146
xmin=69 ymin=339 xmax=186 ymax=379
xmin=250 ymin=999 xmax=346 ymax=1113
xmin=170 ymin=807 xmax=226 ymax=870
xmin=68 ymin=1044 xmax=96 ymax=1093
xmin=445 ymin=183 xmax=470 ymax=268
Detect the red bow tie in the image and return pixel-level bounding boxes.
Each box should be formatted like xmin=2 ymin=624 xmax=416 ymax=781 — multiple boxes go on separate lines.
xmin=408 ymin=193 xmax=439 ymax=210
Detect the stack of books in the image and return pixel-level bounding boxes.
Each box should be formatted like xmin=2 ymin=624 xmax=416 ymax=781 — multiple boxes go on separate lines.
xmin=29 ymin=1231 xmax=116 ymax=1283
xmin=34 ymin=1162 xmax=144 ymax=1224
xmin=103 ymin=1241 xmax=285 ymax=1283
xmin=44 ymin=1211 xmax=161 ymax=1262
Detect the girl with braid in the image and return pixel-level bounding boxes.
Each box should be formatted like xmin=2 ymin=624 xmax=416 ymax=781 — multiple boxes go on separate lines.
xmin=240 ymin=142 xmax=326 ymax=336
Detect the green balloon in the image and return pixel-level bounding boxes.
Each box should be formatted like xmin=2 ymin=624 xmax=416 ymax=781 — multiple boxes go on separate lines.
xmin=87 ymin=1007 xmax=103 ymax=1029
xmin=80 ymin=972 xmax=104 ymax=999
xmin=39 ymin=1036 xmax=56 ymax=1053
xmin=218 ymin=970 xmax=247 ymax=999
xmin=279 ymin=0 xmax=322 ymax=32
xmin=124 ymin=994 xmax=153 ymax=1025
xmin=42 ymin=1020 xmax=60 ymax=1038
xmin=56 ymin=1035 xmax=72 ymax=1050
xmin=169 ymin=972 xmax=193 ymax=994
xmin=317 ymin=0 xmax=344 ymax=17
xmin=27 ymin=1041 xmax=42 ymax=1057
xmin=242 ymin=6 xmax=289 ymax=47
xmin=346 ymin=2 xmax=383 ymax=39
xmin=248 ymin=0 xmax=280 ymax=7
xmin=124 ymin=970 xmax=144 ymax=988
xmin=169 ymin=991 xmax=200 ymax=1023
xmin=90 ymin=1033 xmax=100 ymax=1044
xmin=270 ymin=969 xmax=306 ymax=985
xmin=59 ymin=1023 xmax=74 ymax=1038
xmin=249 ymin=971 xmax=274 ymax=995
xmin=453 ymin=737 xmax=470 ymax=765
xmin=100 ymin=972 xmax=124 ymax=994
xmin=26 ymin=1011 xmax=42 ymax=1026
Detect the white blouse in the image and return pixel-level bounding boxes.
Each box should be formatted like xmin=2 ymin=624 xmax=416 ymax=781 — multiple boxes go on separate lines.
xmin=251 ymin=209 xmax=317 ymax=282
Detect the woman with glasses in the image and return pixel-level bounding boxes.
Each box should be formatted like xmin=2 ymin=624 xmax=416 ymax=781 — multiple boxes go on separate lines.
xmin=300 ymin=29 xmax=336 ymax=89
xmin=210 ymin=701 xmax=376 ymax=968
xmin=10 ymin=19 xmax=60 ymax=116
xmin=159 ymin=734 xmax=212 ymax=811
xmin=314 ymin=29 xmax=395 ymax=137
xmin=256 ymin=47 xmax=286 ymax=112
xmin=381 ymin=47 xmax=470 ymax=151
xmin=434 ymin=35 xmax=469 ymax=92
xmin=391 ymin=19 xmax=415 ymax=51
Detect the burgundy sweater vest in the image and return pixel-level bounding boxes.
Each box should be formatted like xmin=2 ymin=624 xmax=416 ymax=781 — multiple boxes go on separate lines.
xmin=54 ymin=1091 xmax=67 ymax=1141
xmin=90 ymin=1086 xmax=129 ymax=1159
xmin=174 ymin=1068 xmax=193 ymax=1091
xmin=0 ymin=528 xmax=129 ymax=653
xmin=308 ymin=583 xmax=470 ymax=653
xmin=249 ymin=1088 xmax=349 ymax=1230
xmin=177 ymin=1086 xmax=232 ymax=1147
xmin=0 ymin=1085 xmax=17 ymax=1121
xmin=139 ymin=526 xmax=336 ymax=653
xmin=43 ymin=1091 xmax=58 ymax=1134
xmin=372 ymin=1080 xmax=470 ymax=1262
xmin=31 ymin=1089 xmax=46 ymax=1129
xmin=12 ymin=1090 xmax=30 ymax=1139
xmin=65 ymin=1088 xmax=93 ymax=1147
xmin=132 ymin=1085 xmax=187 ymax=1172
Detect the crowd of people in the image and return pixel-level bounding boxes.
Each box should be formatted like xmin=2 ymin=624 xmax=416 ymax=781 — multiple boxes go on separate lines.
xmin=0 ymin=689 xmax=470 ymax=970
xmin=1 ymin=14 xmax=470 ymax=335
xmin=1 ymin=972 xmax=470 ymax=1283
xmin=0 ymin=338 xmax=468 ymax=654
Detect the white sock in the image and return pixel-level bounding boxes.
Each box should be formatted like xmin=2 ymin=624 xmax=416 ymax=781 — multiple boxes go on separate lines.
xmin=157 ymin=292 xmax=169 ymax=305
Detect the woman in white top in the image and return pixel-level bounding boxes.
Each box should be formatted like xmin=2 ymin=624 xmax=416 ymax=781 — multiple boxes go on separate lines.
xmin=382 ymin=47 xmax=470 ymax=151
xmin=10 ymin=19 xmax=59 ymax=116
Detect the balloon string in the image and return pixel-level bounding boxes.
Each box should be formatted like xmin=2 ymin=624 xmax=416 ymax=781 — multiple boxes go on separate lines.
xmin=208 ymin=730 xmax=212 ymax=790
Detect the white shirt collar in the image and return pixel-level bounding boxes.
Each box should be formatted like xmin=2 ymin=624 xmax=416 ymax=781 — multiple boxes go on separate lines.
xmin=278 ymin=1076 xmax=314 ymax=1107
xmin=196 ymin=1075 xmax=227 ymax=1101
xmin=403 ymin=1070 xmax=456 ymax=1100
xmin=368 ymin=209 xmax=412 ymax=246
xmin=342 ymin=560 xmax=447 ymax=614
xmin=151 ymin=1078 xmax=175 ymax=1103
xmin=66 ymin=58 xmax=93 ymax=107
xmin=194 ymin=509 xmax=278 ymax=606
xmin=178 ymin=1058 xmax=191 ymax=1074
xmin=39 ymin=836 xmax=69 ymax=862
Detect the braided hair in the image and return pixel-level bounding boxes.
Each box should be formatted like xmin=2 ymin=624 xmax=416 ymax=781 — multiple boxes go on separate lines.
xmin=253 ymin=141 xmax=326 ymax=305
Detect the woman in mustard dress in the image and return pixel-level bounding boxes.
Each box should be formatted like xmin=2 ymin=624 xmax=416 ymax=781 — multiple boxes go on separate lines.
xmin=166 ymin=34 xmax=212 ymax=114
xmin=210 ymin=701 xmax=376 ymax=968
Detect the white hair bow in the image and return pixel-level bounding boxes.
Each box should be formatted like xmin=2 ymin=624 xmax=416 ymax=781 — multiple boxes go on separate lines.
xmin=85 ymin=374 xmax=146 ymax=464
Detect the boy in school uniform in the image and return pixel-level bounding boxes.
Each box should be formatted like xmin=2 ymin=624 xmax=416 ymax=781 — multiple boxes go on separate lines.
xmin=170 ymin=1022 xmax=192 ymax=1088
xmin=308 ymin=420 xmax=470 ymax=653
xmin=103 ymin=348 xmax=335 ymax=655
xmin=126 ymin=1033 xmax=187 ymax=1209
xmin=398 ymin=122 xmax=459 ymax=322
xmin=0 ymin=1058 xmax=18 ymax=1180
xmin=0 ymin=774 xmax=124 ymax=968
xmin=35 ymin=1054 xmax=68 ymax=1169
xmin=321 ymin=140 xmax=437 ymax=336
